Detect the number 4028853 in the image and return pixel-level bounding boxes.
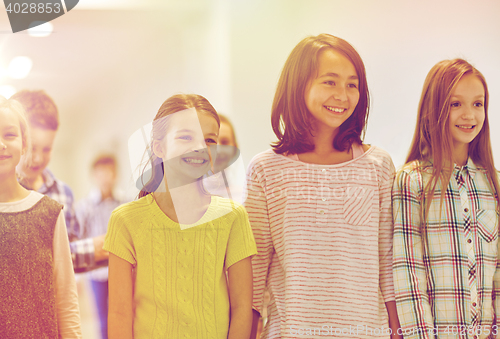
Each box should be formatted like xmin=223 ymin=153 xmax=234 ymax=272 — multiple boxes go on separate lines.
xmin=5 ymin=2 xmax=62 ymax=14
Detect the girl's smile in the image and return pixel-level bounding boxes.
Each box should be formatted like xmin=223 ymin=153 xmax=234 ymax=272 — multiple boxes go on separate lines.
xmin=448 ymin=73 xmax=485 ymax=163
xmin=182 ymin=157 xmax=207 ymax=164
xmin=0 ymin=110 xmax=24 ymax=175
xmin=324 ymin=106 xmax=347 ymax=114
xmin=305 ymin=48 xmax=360 ymax=135
xmin=154 ymin=108 xmax=218 ymax=186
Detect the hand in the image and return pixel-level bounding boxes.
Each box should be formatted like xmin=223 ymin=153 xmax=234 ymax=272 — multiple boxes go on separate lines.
xmin=93 ymin=234 xmax=109 ymax=262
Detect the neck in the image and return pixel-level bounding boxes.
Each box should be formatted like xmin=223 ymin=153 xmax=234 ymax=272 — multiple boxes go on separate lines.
xmin=153 ymin=177 xmax=210 ymax=224
xmin=309 ymin=125 xmax=337 ymax=155
xmin=23 ymin=173 xmax=45 ymax=191
xmin=452 ymin=144 xmax=469 ymax=167
xmin=100 ymin=189 xmax=113 ymax=200
xmin=0 ymin=173 xmax=30 ymax=202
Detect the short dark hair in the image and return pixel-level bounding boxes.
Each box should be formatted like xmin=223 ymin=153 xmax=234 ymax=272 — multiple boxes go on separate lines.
xmin=11 ymin=90 xmax=59 ymax=130
xmin=92 ymin=154 xmax=117 ymax=169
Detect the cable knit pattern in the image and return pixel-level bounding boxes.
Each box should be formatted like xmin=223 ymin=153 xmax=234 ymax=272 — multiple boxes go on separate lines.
xmin=202 ymin=223 xmax=217 ymax=338
xmin=152 ymin=224 xmax=168 ymax=338
xmin=104 ymin=194 xmax=257 ymax=339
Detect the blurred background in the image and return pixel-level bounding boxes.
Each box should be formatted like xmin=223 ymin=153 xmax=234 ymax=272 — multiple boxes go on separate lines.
xmin=1 ymin=0 xmax=499 ymax=337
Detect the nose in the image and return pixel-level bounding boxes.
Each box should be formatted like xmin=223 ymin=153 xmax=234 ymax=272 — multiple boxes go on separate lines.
xmin=332 ymin=85 xmax=348 ymax=102
xmin=31 ymin=149 xmax=43 ymax=164
xmin=0 ymin=139 xmax=6 ymax=149
xmin=461 ymin=106 xmax=474 ymax=120
xmin=193 ymin=139 xmax=207 ymax=153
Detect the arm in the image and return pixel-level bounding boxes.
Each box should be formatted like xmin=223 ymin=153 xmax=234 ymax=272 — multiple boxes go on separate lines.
xmin=493 ymin=173 xmax=500 ymax=339
xmin=53 ymin=211 xmax=83 ymax=338
xmin=73 ymin=198 xmax=109 ymax=271
xmin=378 ymin=160 xmax=401 ymax=338
xmin=250 ymin=309 xmax=261 ymax=339
xmin=108 ymin=253 xmax=134 ymax=339
xmin=227 ymin=257 xmax=253 ymax=339
xmin=63 ymin=185 xmax=81 ymax=242
xmin=386 ymin=301 xmax=402 ymax=339
xmin=69 ymin=238 xmax=96 ymax=272
xmin=244 ymin=159 xmax=274 ymax=337
xmin=494 ymin=228 xmax=500 ymax=338
xmin=392 ymin=169 xmax=434 ymax=339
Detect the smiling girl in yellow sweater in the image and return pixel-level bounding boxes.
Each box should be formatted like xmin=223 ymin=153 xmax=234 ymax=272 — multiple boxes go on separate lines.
xmin=104 ymin=94 xmax=257 ymax=339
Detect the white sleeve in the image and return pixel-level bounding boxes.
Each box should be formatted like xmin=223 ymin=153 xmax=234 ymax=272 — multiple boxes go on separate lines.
xmin=53 ymin=211 xmax=83 ymax=338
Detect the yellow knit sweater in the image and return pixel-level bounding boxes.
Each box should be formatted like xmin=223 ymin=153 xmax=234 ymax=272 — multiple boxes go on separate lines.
xmin=104 ymin=194 xmax=257 ymax=339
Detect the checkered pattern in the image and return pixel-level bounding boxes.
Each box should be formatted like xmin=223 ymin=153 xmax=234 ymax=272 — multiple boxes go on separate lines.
xmin=75 ymin=189 xmax=123 ymax=279
xmin=21 ymin=168 xmax=97 ymax=271
xmin=36 ymin=169 xmax=80 ymax=241
xmin=393 ymin=159 xmax=500 ymax=339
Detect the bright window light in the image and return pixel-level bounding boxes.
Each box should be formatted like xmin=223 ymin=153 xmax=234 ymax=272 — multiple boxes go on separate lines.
xmin=0 ymin=85 xmax=17 ymax=99
xmin=7 ymin=56 xmax=33 ymax=79
xmin=0 ymin=66 xmax=6 ymax=80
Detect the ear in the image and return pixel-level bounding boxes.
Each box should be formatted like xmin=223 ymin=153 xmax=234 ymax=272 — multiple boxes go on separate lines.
xmin=21 ymin=139 xmax=28 ymax=156
xmin=152 ymin=139 xmax=165 ymax=159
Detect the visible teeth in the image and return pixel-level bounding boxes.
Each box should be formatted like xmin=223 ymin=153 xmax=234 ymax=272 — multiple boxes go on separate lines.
xmin=325 ymin=106 xmax=345 ymax=113
xmin=184 ymin=158 xmax=205 ymax=164
xmin=457 ymin=125 xmax=474 ymax=129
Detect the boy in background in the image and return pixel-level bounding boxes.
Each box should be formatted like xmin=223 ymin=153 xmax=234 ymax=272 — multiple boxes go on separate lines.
xmin=76 ymin=154 xmax=122 ymax=339
xmin=13 ymin=90 xmax=108 ymax=271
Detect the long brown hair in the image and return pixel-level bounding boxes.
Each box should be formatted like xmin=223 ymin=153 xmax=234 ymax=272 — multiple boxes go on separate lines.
xmin=405 ymin=58 xmax=499 ymax=219
xmin=138 ymin=94 xmax=220 ymax=199
xmin=271 ymin=33 xmax=370 ymax=154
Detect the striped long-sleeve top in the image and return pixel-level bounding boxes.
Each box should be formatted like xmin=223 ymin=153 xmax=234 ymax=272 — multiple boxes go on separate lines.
xmin=392 ymin=159 xmax=500 ymax=339
xmin=245 ymin=146 xmax=396 ymax=338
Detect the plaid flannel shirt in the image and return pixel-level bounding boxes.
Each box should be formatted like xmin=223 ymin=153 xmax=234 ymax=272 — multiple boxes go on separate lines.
xmin=30 ymin=169 xmax=96 ymax=271
xmin=392 ymin=159 xmax=500 ymax=339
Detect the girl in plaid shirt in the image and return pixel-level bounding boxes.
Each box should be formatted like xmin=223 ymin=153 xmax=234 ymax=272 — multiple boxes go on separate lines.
xmin=393 ymin=59 xmax=500 ymax=339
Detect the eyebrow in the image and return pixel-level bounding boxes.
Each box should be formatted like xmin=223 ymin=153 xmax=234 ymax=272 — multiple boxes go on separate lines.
xmin=319 ymin=72 xmax=358 ymax=80
xmin=175 ymin=129 xmax=218 ymax=137
xmin=451 ymin=94 xmax=485 ymax=99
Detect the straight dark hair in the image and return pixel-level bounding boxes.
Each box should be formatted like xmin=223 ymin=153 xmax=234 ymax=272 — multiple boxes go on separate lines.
xmin=271 ymin=33 xmax=370 ymax=154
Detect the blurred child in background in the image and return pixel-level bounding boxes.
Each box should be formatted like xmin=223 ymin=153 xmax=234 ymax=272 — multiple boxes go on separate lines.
xmin=76 ymin=154 xmax=123 ymax=339
xmin=205 ymin=113 xmax=246 ymax=204
xmin=13 ymin=90 xmax=109 ymax=272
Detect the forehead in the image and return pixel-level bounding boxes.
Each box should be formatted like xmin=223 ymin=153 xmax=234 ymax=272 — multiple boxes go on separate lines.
xmin=219 ymin=122 xmax=233 ymax=137
xmin=167 ymin=109 xmax=218 ymax=134
xmin=452 ymin=74 xmax=485 ymax=97
xmin=315 ymin=48 xmax=357 ymax=77
xmin=0 ymin=109 xmax=22 ymax=130
xmin=29 ymin=126 xmax=57 ymax=147
xmin=94 ymin=163 xmax=116 ymax=172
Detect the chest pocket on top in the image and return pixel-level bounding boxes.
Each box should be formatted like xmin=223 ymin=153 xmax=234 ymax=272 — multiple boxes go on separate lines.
xmin=342 ymin=186 xmax=375 ymax=226
xmin=476 ymin=209 xmax=499 ymax=243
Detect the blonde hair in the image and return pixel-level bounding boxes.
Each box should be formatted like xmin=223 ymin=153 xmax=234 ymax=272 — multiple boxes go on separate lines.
xmin=406 ymin=58 xmax=499 ymax=221
xmin=0 ymin=96 xmax=31 ymax=156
